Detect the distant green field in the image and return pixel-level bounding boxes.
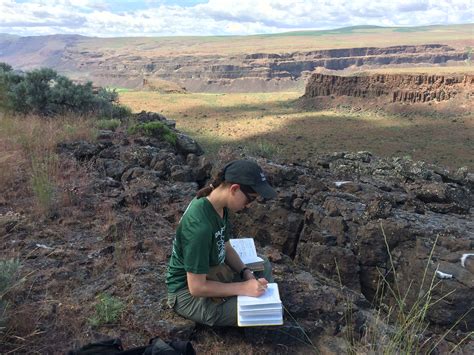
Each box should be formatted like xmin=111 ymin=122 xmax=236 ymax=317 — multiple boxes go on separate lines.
xmin=258 ymin=25 xmax=385 ymax=37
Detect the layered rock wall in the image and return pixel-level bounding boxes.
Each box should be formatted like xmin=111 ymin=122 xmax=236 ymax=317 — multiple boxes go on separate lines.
xmin=56 ymin=44 xmax=470 ymax=91
xmin=304 ymin=73 xmax=474 ymax=103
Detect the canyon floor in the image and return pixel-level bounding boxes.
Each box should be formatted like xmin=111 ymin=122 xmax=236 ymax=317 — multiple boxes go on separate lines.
xmin=119 ymin=89 xmax=473 ymax=170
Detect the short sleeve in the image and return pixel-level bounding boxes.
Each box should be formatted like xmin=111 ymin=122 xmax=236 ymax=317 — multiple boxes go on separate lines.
xmin=180 ymin=217 xmax=212 ymax=274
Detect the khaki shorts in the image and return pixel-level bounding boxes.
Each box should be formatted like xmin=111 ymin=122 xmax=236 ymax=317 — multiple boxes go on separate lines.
xmin=167 ymin=256 xmax=273 ymax=327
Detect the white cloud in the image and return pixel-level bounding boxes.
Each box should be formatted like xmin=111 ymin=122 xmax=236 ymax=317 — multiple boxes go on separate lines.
xmin=0 ymin=0 xmax=472 ymax=37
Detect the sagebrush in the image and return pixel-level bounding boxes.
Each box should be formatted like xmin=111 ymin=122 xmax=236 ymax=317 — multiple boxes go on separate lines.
xmin=0 ymin=63 xmax=130 ymax=118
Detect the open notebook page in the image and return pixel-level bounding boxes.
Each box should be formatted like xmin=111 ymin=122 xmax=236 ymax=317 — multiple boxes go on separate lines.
xmin=238 ymin=283 xmax=281 ymax=307
xmin=230 ymin=238 xmax=264 ymax=264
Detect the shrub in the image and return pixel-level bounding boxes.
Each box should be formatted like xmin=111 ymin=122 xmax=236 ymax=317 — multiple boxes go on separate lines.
xmin=128 ymin=121 xmax=177 ymax=145
xmin=0 ymin=65 xmax=21 ymax=112
xmin=88 ymin=293 xmax=125 ymax=326
xmin=94 ymin=88 xmax=131 ymax=119
xmin=0 ymin=63 xmax=132 ymax=118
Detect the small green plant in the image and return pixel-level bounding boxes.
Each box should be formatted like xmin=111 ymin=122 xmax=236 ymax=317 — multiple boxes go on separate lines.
xmin=128 ymin=121 xmax=177 ymax=145
xmin=95 ymin=118 xmax=121 ymax=131
xmin=0 ymin=259 xmax=20 ymax=296
xmin=0 ymin=259 xmax=20 ymax=328
xmin=88 ymin=293 xmax=125 ymax=326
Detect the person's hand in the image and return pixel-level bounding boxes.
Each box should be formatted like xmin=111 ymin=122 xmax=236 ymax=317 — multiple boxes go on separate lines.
xmin=243 ymin=278 xmax=268 ymax=297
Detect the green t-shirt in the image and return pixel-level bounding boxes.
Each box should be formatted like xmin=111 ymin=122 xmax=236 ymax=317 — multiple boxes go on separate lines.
xmin=166 ymin=197 xmax=230 ymax=293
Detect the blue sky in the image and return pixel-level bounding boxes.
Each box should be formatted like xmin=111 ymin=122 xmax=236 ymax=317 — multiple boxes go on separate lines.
xmin=1 ymin=0 xmax=472 ymax=37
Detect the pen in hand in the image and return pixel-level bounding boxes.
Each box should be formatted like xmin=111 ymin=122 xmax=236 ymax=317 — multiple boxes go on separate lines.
xmin=256 ymin=277 xmax=268 ymax=292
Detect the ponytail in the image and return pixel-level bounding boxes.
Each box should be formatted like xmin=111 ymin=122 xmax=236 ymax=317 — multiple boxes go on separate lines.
xmin=196 ymin=169 xmax=226 ymax=198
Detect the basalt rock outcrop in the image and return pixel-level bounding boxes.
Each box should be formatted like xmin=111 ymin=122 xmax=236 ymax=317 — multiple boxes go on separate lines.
xmin=233 ymin=152 xmax=473 ymax=334
xmin=2 ymin=113 xmax=472 ymax=353
xmin=303 ymin=73 xmax=474 ymax=103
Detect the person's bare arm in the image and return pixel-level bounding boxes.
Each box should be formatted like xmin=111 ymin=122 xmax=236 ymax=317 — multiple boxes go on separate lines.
xmin=224 ymin=242 xmax=246 ymax=272
xmin=186 ymin=272 xmax=268 ymax=298
xmin=224 ymin=241 xmax=260 ymax=281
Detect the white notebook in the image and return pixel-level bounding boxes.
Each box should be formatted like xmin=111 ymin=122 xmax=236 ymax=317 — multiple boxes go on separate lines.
xmin=230 ymin=238 xmax=264 ymax=270
xmin=237 ymin=283 xmax=283 ymax=327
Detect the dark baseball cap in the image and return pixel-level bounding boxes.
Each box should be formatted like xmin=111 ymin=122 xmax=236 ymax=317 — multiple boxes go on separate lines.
xmin=223 ymin=160 xmax=277 ymax=199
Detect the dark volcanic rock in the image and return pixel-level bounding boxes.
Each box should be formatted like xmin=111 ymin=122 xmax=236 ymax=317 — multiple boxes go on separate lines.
xmin=232 ymin=153 xmax=473 ymax=335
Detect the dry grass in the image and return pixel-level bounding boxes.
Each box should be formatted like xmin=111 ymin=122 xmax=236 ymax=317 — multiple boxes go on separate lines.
xmin=119 ymin=91 xmax=474 ymax=169
xmin=114 ymin=227 xmax=141 ymax=275
xmin=0 ymin=113 xmax=96 ymax=214
xmin=341 ymin=227 xmax=473 ymax=354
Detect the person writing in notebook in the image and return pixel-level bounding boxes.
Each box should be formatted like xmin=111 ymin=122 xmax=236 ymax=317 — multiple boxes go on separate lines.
xmin=166 ymin=159 xmax=277 ymax=326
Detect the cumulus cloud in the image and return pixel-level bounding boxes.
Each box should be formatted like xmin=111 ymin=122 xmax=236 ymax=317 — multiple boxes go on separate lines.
xmin=0 ymin=0 xmax=472 ymax=37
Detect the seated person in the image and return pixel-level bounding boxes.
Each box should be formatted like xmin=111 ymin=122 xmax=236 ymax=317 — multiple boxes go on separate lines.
xmin=166 ymin=160 xmax=277 ymax=326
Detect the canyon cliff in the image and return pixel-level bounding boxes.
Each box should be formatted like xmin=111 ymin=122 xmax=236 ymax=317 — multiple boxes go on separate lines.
xmin=303 ymin=73 xmax=474 ymax=103
xmin=0 ymin=32 xmax=469 ymax=92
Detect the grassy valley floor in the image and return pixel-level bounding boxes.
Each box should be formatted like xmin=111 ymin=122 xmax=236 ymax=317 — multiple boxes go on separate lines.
xmin=119 ymin=91 xmax=474 ymax=170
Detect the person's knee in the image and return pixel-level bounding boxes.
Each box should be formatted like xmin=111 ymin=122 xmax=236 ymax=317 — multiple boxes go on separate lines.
xmin=202 ymin=306 xmax=236 ymax=326
xmin=257 ymin=255 xmax=274 ymax=282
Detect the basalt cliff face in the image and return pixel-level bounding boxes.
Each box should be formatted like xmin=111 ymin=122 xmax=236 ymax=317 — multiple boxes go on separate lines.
xmin=70 ymin=44 xmax=468 ymax=92
xmin=303 ymin=73 xmax=474 ymax=103
xmin=0 ymin=35 xmax=468 ymax=92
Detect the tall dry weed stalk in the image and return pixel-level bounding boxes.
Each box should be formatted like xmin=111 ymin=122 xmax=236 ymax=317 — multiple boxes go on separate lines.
xmin=0 ymin=138 xmax=20 ymax=198
xmin=341 ymin=223 xmax=470 ymax=354
xmin=110 ymin=211 xmax=139 ymax=274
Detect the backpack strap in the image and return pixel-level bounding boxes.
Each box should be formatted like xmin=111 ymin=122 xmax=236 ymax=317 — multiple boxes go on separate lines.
xmin=168 ymin=340 xmax=196 ymax=355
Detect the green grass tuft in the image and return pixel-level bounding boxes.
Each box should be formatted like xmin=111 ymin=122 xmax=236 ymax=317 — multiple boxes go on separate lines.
xmin=95 ymin=118 xmax=121 ymax=131
xmin=0 ymin=259 xmax=20 ymax=297
xmin=88 ymin=293 xmax=125 ymax=326
xmin=128 ymin=121 xmax=177 ymax=145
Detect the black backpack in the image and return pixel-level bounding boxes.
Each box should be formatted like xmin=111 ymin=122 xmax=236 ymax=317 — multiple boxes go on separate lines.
xmin=67 ymin=337 xmax=196 ymax=355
